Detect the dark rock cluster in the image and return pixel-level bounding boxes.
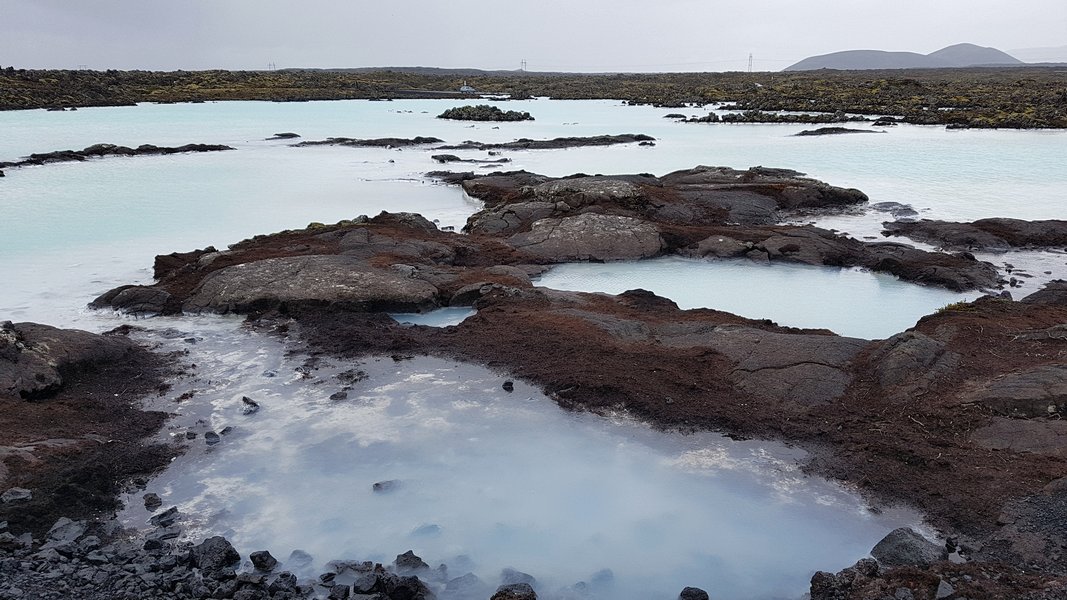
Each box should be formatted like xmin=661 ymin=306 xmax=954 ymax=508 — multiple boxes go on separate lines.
xmin=0 ymin=143 xmax=233 ymax=170
xmin=437 ymin=105 xmax=534 ymax=122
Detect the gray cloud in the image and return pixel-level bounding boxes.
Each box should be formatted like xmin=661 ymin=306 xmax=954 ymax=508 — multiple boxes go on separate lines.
xmin=2 ymin=0 xmax=1064 ymax=71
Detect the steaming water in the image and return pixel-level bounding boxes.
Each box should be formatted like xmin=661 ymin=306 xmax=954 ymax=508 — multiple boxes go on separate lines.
xmin=116 ymin=319 xmax=920 ymax=600
xmin=537 ymin=257 xmax=978 ymax=339
xmin=2 ymin=99 xmax=1066 ymax=598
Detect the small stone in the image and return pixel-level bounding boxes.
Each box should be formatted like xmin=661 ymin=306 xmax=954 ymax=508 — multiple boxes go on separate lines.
xmin=204 ymin=431 xmax=221 ymax=445
xmin=241 ymin=396 xmax=260 ymax=415
xmin=250 ymin=550 xmax=278 ymax=571
xmin=492 ymin=582 xmax=537 ymax=600
xmin=46 ymin=517 xmax=87 ymax=545
xmin=373 ymin=480 xmax=400 ymax=493
xmin=185 ymin=431 xmax=197 ymax=439
xmin=146 ymin=526 xmax=181 ymax=542
xmin=329 ymin=391 xmax=348 ymax=401
xmin=502 ymin=380 xmax=514 ymax=392
xmin=0 ymin=488 xmax=32 ymax=503
xmin=935 ymin=580 xmax=955 ymax=599
xmin=352 ymin=573 xmax=380 ymax=594
xmin=220 ymin=426 xmax=234 ymax=435
xmin=501 ymin=568 xmax=536 ymax=586
xmin=679 ymin=587 xmax=710 ymax=600
xmin=395 ymin=550 xmax=429 ymax=572
xmin=871 ymin=528 xmax=945 ymax=568
xmin=143 ymin=493 xmax=162 ymax=510
xmin=148 ymin=506 xmax=179 ymax=528
xmin=327 ymin=583 xmax=351 ymax=599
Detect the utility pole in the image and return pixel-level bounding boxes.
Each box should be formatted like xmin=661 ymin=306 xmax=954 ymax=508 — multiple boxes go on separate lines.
xmin=521 ymin=59 xmax=527 ymax=72
xmin=748 ymin=53 xmax=753 ymax=73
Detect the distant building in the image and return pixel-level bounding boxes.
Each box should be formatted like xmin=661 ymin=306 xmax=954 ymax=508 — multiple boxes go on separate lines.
xmin=459 ymin=81 xmax=476 ymax=94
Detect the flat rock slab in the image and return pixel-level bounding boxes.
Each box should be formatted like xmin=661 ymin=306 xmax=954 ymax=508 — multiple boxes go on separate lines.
xmin=965 ymin=365 xmax=1067 ymax=417
xmin=508 ymin=214 xmax=663 ymax=261
xmin=972 ymin=418 xmax=1067 ymax=458
xmin=183 ymin=255 xmax=440 ymax=313
xmin=656 ymin=324 xmax=868 ymax=405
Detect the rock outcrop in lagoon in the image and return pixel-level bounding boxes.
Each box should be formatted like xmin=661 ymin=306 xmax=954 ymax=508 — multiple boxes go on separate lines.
xmin=883 ymin=217 xmax=1067 ymax=251
xmin=433 ymin=133 xmax=655 ymax=151
xmin=292 ymin=136 xmax=443 ymax=148
xmin=437 ymin=104 xmax=534 ymax=122
xmin=0 ymin=143 xmax=234 ymax=170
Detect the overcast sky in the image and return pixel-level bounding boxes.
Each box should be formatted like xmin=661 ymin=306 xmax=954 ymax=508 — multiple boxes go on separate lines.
xmin=2 ymin=0 xmax=1066 ymax=72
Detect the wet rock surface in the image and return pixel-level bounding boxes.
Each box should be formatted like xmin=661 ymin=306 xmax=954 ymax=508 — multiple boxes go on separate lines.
xmin=794 ymin=126 xmax=881 ymax=136
xmin=292 ymin=136 xmax=443 ymax=148
xmin=0 ymin=519 xmax=452 ymax=600
xmin=434 ymin=134 xmax=655 ymax=151
xmin=883 ymin=218 xmax=1067 ymax=251
xmin=0 ymin=143 xmax=233 ymax=169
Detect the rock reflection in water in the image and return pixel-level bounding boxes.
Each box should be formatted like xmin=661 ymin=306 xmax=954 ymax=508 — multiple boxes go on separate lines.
xmin=120 ymin=318 xmax=921 ymax=600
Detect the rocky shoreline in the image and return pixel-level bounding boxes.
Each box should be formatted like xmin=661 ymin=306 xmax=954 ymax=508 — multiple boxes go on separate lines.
xmin=4 ymin=161 xmax=1067 ymax=597
xmin=3 ymin=67 xmax=1065 ymax=129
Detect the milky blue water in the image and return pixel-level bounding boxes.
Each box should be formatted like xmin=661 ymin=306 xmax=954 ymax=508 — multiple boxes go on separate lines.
xmin=3 ymin=99 xmax=1065 ymax=599
xmin=537 ymin=257 xmax=977 ymax=339
xmin=116 ymin=320 xmax=920 ymax=600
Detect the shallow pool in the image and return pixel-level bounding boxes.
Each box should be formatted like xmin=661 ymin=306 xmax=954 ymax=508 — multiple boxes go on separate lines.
xmin=536 ymin=257 xmax=979 ymax=339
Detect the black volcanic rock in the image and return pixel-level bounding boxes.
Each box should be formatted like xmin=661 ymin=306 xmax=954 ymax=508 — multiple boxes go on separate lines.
xmin=438 ymin=104 xmax=533 ymax=121
xmin=882 ymin=218 xmax=1067 ymax=251
xmin=0 ymin=143 xmax=233 ymax=169
xmin=795 ymin=127 xmax=881 ymax=136
xmin=435 ymin=134 xmax=654 ymax=151
xmin=293 ymin=136 xmax=443 ymax=148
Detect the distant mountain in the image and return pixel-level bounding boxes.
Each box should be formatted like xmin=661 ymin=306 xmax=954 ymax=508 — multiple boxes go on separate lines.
xmin=785 ymin=43 xmax=1023 ymax=71
xmin=927 ymin=43 xmax=1023 ymax=66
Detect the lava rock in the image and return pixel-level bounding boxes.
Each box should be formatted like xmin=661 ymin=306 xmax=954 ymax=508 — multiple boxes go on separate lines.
xmin=1 ymin=488 xmax=32 ymax=503
xmin=241 ymin=395 xmax=261 ymax=415
xmin=492 ymin=582 xmax=537 ymax=600
xmin=373 ymin=480 xmax=400 ymax=493
xmin=395 ymin=550 xmax=429 ymax=572
xmin=250 ymin=550 xmax=278 ymax=571
xmin=871 ymin=527 xmax=946 ymax=568
xmin=190 ymin=535 xmax=241 ymax=575
xmin=679 ymin=587 xmax=710 ymax=600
